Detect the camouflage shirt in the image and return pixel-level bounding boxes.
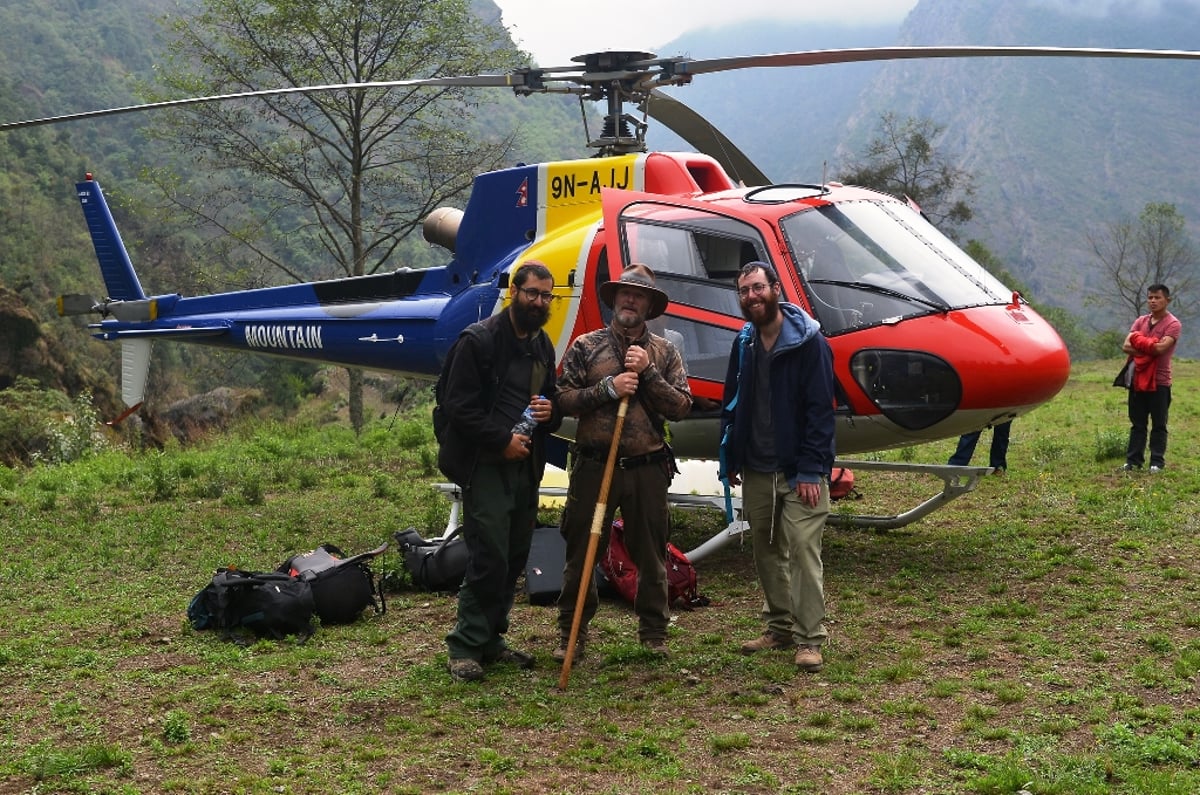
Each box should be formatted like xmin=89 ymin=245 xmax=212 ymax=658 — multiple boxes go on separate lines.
xmin=557 ymin=323 xmax=692 ymax=456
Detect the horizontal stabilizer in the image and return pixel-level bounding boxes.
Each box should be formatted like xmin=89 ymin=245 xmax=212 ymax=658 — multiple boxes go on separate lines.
xmin=57 ymin=294 xmax=99 ymax=316
xmin=59 ymin=294 xmax=183 ymax=321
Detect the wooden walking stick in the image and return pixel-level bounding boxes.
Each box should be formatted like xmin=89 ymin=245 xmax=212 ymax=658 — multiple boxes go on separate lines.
xmin=558 ymin=394 xmax=630 ymax=691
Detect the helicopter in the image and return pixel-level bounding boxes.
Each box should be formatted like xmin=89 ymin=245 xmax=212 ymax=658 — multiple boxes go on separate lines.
xmin=6 ymin=45 xmax=1199 ymax=534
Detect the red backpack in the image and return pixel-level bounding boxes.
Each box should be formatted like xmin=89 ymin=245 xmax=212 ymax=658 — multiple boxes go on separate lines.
xmin=599 ymin=520 xmax=704 ymax=609
xmin=829 ymin=466 xmax=858 ymax=500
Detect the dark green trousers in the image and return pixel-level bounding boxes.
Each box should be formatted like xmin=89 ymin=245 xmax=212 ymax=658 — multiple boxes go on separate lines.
xmin=445 ymin=460 xmax=537 ymax=661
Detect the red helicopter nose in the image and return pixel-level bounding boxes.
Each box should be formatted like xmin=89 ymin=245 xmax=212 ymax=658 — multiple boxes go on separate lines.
xmin=839 ymin=303 xmax=1069 ymax=443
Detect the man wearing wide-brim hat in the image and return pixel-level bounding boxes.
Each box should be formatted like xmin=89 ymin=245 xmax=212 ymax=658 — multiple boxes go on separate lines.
xmin=597 ymin=262 xmax=670 ymax=320
xmin=553 ymin=263 xmax=693 ymax=660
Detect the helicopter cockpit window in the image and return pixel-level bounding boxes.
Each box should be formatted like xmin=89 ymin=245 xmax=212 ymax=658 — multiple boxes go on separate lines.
xmin=613 ymin=202 xmax=763 ymax=381
xmin=782 ymin=200 xmax=1013 ymax=335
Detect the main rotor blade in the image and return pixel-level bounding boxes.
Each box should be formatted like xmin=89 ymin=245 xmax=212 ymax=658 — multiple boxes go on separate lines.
xmin=0 ymin=73 xmax=532 ymax=131
xmin=6 ymin=45 xmax=1196 ymax=133
xmin=641 ymin=89 xmax=770 ymax=187
xmin=671 ymin=45 xmax=1200 ymax=78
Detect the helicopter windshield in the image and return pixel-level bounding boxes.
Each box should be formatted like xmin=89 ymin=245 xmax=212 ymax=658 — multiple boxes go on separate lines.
xmin=782 ymin=200 xmax=1013 ymax=335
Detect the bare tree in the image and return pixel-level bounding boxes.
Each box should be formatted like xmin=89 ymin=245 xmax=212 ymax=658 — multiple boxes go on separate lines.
xmin=838 ymin=112 xmax=975 ymax=234
xmin=146 ymin=0 xmax=522 ymax=431
xmin=1087 ymin=202 xmax=1197 ymax=324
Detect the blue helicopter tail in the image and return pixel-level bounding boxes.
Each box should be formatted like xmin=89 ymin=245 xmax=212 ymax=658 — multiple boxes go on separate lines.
xmin=67 ymin=175 xmax=151 ymax=414
xmin=76 ymin=175 xmax=146 ymax=301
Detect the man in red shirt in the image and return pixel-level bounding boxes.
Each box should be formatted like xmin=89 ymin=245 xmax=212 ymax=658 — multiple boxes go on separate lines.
xmin=1121 ymin=283 xmax=1181 ymax=473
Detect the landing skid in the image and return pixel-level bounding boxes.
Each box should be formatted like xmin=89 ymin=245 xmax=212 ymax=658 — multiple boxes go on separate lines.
xmin=683 ymin=460 xmax=992 ymax=561
xmin=826 ymin=460 xmax=994 ymax=529
xmin=432 ymin=460 xmax=991 ymax=564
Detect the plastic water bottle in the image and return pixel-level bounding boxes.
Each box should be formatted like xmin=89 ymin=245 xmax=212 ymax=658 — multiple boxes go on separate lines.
xmin=511 ymin=403 xmax=539 ymax=437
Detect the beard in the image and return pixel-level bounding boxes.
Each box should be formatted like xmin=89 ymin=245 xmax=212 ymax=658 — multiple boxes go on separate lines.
xmin=614 ymin=306 xmax=645 ymax=330
xmin=512 ymin=300 xmax=551 ymax=334
xmin=741 ymin=292 xmax=780 ymax=326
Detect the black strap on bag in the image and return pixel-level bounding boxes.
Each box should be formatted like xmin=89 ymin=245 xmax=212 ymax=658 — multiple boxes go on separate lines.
xmin=433 ymin=323 xmax=494 ymax=445
xmin=1113 ymin=357 xmax=1134 ymax=389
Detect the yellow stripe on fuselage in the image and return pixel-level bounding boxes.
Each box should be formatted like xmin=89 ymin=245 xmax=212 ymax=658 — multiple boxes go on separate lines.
xmin=500 ymin=154 xmax=646 ymax=359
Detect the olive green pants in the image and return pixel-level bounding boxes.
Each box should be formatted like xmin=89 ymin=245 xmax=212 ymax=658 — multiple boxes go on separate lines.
xmin=557 ymin=455 xmax=672 ymax=644
xmin=741 ymin=469 xmax=830 ymax=646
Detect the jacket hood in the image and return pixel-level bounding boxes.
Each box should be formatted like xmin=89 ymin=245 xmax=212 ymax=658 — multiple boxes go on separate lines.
xmin=743 ymin=302 xmax=820 ymax=353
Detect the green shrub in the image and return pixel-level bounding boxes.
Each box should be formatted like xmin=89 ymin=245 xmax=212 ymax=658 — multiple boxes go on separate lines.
xmin=1093 ymin=428 xmax=1126 ymax=462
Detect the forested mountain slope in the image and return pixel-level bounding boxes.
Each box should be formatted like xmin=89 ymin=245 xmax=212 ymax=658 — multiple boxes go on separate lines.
xmin=848 ymin=0 xmax=1200 ymax=328
xmin=0 ymin=0 xmax=580 ymax=414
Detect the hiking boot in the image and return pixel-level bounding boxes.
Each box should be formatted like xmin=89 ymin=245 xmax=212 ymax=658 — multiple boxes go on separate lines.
xmin=448 ymin=657 xmax=484 ymax=682
xmin=740 ymin=631 xmax=796 ymax=655
xmin=794 ymin=645 xmax=824 ymax=672
xmin=552 ymin=637 xmax=586 ymax=663
xmin=641 ymin=639 xmax=670 ymax=657
xmin=486 ymin=647 xmax=535 ymax=669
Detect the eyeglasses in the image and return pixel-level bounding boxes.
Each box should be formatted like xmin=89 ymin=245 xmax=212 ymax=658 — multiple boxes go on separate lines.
xmin=517 ymin=287 xmax=557 ymax=303
xmin=737 ymin=282 xmax=772 ymax=298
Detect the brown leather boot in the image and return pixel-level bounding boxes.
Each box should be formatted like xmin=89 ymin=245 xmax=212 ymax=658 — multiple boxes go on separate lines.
xmin=740 ymin=631 xmax=795 ymax=655
xmin=794 ymin=645 xmax=824 ymax=672
xmin=552 ymin=635 xmax=586 ymax=663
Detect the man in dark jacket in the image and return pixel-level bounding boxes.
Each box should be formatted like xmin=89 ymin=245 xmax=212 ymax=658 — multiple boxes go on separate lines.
xmin=719 ymin=261 xmax=835 ymax=672
xmin=437 ymin=260 xmax=562 ymax=682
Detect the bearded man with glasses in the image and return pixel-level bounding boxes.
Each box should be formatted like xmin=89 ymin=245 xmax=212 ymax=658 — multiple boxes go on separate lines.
xmin=719 ymin=261 xmax=836 ymax=673
xmin=438 ymin=260 xmax=562 ymax=682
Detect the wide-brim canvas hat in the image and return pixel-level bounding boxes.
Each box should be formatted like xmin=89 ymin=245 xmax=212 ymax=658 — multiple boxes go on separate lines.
xmin=599 ymin=263 xmax=669 ymax=320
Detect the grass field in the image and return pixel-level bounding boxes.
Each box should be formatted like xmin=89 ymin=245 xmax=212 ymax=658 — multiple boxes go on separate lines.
xmin=1 ymin=358 xmax=1198 ymax=794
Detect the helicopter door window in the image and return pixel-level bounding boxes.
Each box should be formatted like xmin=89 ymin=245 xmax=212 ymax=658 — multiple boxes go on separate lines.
xmin=653 ymin=311 xmax=738 ymax=383
xmin=619 ymin=204 xmax=764 ymax=316
xmin=626 ymin=223 xmax=705 ymax=279
xmin=615 ymin=202 xmax=766 ymax=383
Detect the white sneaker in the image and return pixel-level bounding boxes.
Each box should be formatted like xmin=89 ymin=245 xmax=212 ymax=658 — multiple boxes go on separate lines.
xmin=1150 ymin=465 xmax=1162 ymax=473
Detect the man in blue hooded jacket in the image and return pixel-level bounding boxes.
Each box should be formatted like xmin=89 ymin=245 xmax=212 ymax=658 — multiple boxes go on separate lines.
xmin=719 ymin=261 xmax=836 ymax=672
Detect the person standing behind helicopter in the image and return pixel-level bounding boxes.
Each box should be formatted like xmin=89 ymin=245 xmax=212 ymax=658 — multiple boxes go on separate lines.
xmin=948 ymin=420 xmax=1013 ymax=474
xmin=1121 ymin=283 xmax=1181 ymax=472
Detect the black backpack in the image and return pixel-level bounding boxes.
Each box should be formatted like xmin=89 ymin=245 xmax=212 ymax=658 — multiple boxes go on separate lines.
xmin=188 ymin=568 xmax=316 ymax=643
xmin=395 ymin=527 xmax=469 ymax=592
xmin=279 ymin=543 xmax=388 ymax=625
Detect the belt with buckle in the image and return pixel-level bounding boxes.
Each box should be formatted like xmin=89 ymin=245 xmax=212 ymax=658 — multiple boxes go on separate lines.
xmin=575 ymin=446 xmax=669 ymax=470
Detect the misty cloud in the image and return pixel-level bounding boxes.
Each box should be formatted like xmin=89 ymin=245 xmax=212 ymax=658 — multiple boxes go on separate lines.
xmin=1030 ymin=0 xmax=1200 ymax=17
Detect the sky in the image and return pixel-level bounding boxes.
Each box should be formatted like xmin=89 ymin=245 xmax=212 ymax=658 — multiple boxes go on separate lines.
xmin=493 ymin=0 xmax=920 ymax=67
